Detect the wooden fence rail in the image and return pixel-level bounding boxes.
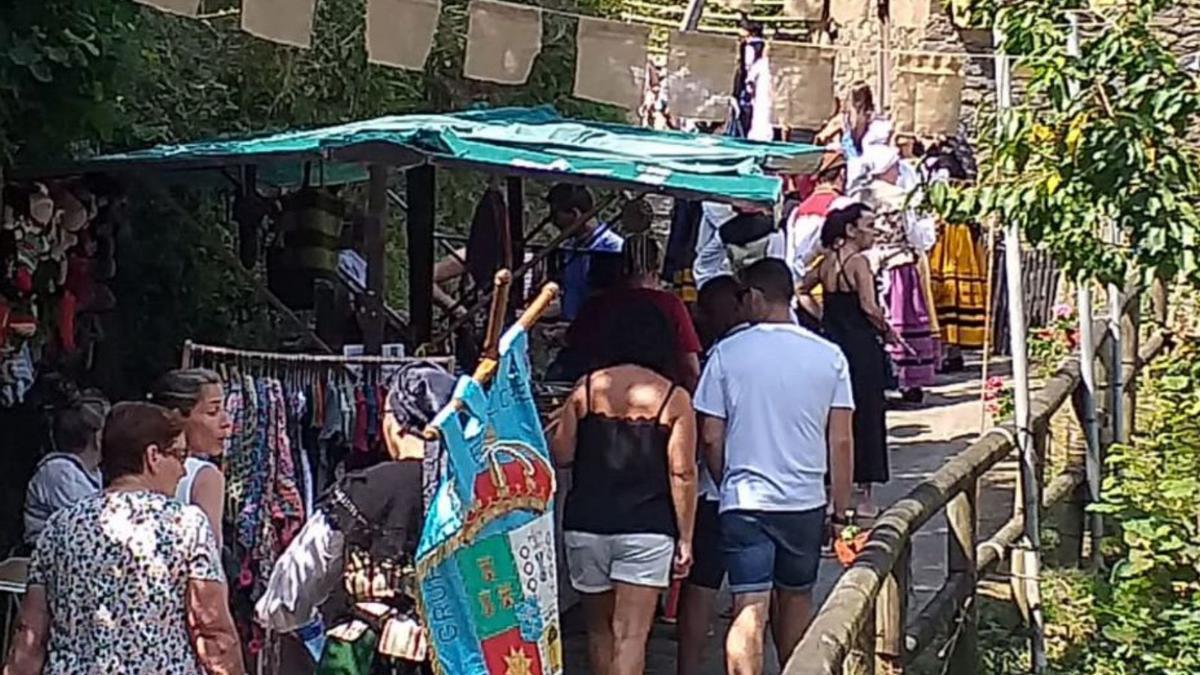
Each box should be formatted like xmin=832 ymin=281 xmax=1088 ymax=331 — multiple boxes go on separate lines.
xmin=786 ymin=290 xmax=1167 ymax=675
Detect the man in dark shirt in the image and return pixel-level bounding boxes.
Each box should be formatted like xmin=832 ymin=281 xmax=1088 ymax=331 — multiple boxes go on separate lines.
xmin=564 ymin=238 xmax=702 ymax=390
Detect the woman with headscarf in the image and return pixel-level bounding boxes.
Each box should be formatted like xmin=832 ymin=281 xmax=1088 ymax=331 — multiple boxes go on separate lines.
xmin=254 ymin=361 xmax=457 ymax=674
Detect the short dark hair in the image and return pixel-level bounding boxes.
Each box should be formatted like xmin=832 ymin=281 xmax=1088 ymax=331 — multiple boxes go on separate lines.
xmin=597 ymin=297 xmax=676 ymax=379
xmin=822 ymin=203 xmax=873 ymax=248
xmin=54 ymin=403 xmax=105 ymax=454
xmin=697 ymin=274 xmax=742 ymax=313
xmin=547 ymin=184 xmax=594 ymax=214
xmin=101 ymin=402 xmax=185 ymax=484
xmin=149 ymin=368 xmax=221 ymax=416
xmin=739 ymin=258 xmax=794 ymax=304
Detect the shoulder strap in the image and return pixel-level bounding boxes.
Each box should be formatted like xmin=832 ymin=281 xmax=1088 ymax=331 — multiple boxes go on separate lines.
xmin=656 ymin=384 xmax=677 ymax=423
xmin=835 ymin=250 xmax=856 ymax=291
xmin=584 ymin=373 xmax=592 ymax=415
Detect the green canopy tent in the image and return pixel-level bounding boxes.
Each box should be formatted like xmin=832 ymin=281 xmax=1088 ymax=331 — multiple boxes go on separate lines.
xmin=34 ymin=106 xmax=823 ymax=205
xmin=20 ymin=106 xmax=826 ymax=347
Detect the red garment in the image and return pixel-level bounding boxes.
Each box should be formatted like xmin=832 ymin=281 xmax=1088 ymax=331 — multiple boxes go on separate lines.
xmin=568 ymin=287 xmax=702 ymax=383
xmin=794 ymin=189 xmax=840 ymax=218
xmin=353 ymin=387 xmax=369 ymax=453
xmin=57 ymin=291 xmax=77 ymax=353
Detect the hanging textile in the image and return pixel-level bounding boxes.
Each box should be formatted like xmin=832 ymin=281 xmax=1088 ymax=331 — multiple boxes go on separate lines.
xmin=782 ymin=0 xmax=823 ymax=20
xmin=573 ymin=18 xmax=651 ymax=111
xmin=892 ymin=54 xmax=966 ymax=138
xmin=241 ymin=0 xmax=317 ymax=48
xmin=666 ymin=31 xmax=738 ymax=121
xmin=830 ymin=0 xmax=871 ymax=24
xmin=366 ymin=0 xmax=442 ymax=71
xmin=770 ymin=43 xmax=836 ymax=129
xmin=890 ymin=0 xmax=931 ymax=28
xmin=417 ymin=327 xmax=560 ymax=675
xmin=463 ymin=0 xmax=543 ymax=85
xmin=183 ymin=342 xmax=456 ymax=658
xmin=133 ymin=0 xmax=200 ymax=17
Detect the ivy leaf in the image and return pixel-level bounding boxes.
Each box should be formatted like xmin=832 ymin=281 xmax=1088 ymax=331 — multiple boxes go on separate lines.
xmin=28 ymin=61 xmax=53 ymax=83
xmin=7 ymin=41 xmax=39 ymax=67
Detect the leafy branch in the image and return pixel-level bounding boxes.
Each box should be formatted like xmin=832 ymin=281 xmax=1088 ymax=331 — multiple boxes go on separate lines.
xmin=928 ymin=0 xmax=1200 ymax=286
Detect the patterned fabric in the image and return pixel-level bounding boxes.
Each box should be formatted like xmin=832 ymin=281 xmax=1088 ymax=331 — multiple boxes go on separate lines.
xmin=29 ymin=491 xmax=223 ymax=675
xmin=886 ymin=264 xmax=938 ymax=389
xmin=418 ymin=328 xmax=561 ymax=675
xmin=930 ymin=223 xmax=988 ymax=348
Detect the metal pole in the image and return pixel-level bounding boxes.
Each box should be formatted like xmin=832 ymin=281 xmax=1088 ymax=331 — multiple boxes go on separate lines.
xmin=994 ymin=29 xmax=1047 ymax=673
xmin=1066 ymin=14 xmax=1103 ymax=567
xmin=679 ymin=0 xmax=705 ymax=30
xmin=1109 ymin=261 xmax=1125 ymax=444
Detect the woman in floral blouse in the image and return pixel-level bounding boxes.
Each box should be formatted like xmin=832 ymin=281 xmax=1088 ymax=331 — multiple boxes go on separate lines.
xmin=3 ymin=402 xmax=245 ymax=675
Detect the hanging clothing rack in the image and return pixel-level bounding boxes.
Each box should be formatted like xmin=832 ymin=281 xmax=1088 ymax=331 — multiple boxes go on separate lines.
xmin=182 ymin=341 xmax=455 ymax=371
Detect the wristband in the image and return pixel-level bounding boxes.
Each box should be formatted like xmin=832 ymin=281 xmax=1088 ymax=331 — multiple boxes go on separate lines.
xmin=831 ymin=510 xmax=856 ymax=526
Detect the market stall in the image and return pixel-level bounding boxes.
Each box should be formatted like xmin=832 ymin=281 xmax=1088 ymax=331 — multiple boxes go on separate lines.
xmin=12 ymin=105 xmax=824 ymax=673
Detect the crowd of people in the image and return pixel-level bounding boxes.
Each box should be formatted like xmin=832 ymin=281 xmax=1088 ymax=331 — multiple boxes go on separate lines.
xmin=547 ymin=74 xmax=983 ymax=675
xmin=0 ymin=63 xmax=985 ymax=673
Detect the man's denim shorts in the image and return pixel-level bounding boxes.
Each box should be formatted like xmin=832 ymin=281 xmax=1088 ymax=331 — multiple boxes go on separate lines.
xmin=719 ymin=506 xmax=825 ymax=594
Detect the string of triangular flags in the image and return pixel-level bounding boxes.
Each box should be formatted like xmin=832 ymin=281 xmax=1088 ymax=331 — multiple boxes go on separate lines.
xmin=132 ymin=0 xmax=963 ymax=135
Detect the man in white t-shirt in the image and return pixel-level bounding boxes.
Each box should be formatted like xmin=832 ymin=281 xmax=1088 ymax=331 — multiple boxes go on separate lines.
xmin=694 ymin=258 xmax=855 ymax=675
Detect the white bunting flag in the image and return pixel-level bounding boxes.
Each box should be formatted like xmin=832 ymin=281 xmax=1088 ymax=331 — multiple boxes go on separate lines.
xmin=782 ymin=0 xmax=823 ymax=20
xmin=891 ymin=54 xmax=965 ymax=137
xmin=463 ymin=0 xmax=543 ymax=85
xmin=830 ymin=0 xmax=872 ymax=24
xmin=134 ymin=0 xmax=201 ymax=17
xmin=366 ymin=0 xmax=441 ymax=71
xmin=573 ymin=18 xmax=651 ymax=111
xmin=241 ymin=0 xmax=318 ymax=49
xmin=770 ymin=43 xmax=837 ymax=129
xmin=666 ymin=30 xmax=738 ymax=121
xmin=890 ymin=0 xmax=931 ymax=29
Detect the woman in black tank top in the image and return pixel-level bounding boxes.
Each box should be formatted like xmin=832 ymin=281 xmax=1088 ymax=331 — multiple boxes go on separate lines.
xmin=800 ymin=203 xmax=902 ymax=517
xmin=551 ymin=298 xmax=698 ymax=675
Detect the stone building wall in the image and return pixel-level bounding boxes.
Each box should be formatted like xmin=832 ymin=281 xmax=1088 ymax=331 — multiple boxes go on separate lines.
xmin=827 ymin=1 xmax=1200 ymax=139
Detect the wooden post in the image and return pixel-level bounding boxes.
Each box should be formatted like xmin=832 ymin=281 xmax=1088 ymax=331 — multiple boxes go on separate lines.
xmin=846 ymin=602 xmax=877 ymax=675
xmin=364 ymin=165 xmax=389 ymax=355
xmin=946 ymin=483 xmax=978 ymax=673
xmin=406 ymin=165 xmax=436 ymax=348
xmin=507 ymin=177 xmax=525 ymax=313
xmin=1151 ymin=276 xmax=1168 ymax=327
xmin=1120 ymin=297 xmax=1141 ymax=440
xmin=875 ymin=543 xmax=910 ymax=675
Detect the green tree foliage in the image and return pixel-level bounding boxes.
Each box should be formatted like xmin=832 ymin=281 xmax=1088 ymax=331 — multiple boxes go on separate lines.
xmin=0 ymin=0 xmax=142 ymax=164
xmin=928 ymin=0 xmax=1200 ymax=285
xmin=4 ymin=0 xmax=623 ymax=390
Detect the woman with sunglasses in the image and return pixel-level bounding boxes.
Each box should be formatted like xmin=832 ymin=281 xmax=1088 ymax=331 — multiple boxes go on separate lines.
xmin=5 ymin=402 xmax=244 ymax=675
xmin=800 ymin=203 xmax=901 ymax=519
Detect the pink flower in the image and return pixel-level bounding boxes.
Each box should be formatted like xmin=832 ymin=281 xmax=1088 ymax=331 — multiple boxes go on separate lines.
xmin=986 ymin=376 xmax=1005 ymax=389
xmin=1052 ymin=303 xmax=1074 ymax=320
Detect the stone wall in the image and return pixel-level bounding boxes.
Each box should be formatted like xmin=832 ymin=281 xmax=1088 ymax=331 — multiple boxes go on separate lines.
xmin=827 ymin=1 xmax=1200 ymax=139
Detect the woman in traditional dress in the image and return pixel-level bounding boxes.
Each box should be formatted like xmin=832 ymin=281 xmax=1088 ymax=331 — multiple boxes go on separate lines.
xmin=801 ymin=203 xmax=899 ymax=517
xmin=925 ymin=148 xmax=988 ymax=370
xmin=859 ymin=145 xmax=939 ymax=401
